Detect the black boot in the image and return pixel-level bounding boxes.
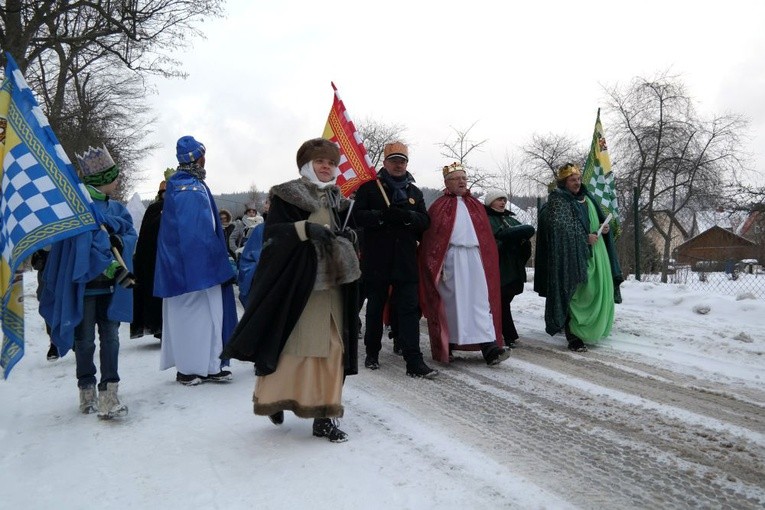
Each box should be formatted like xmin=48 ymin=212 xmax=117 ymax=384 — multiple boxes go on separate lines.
xmin=46 ymin=343 xmax=59 ymax=362
xmin=565 ymin=320 xmax=588 ymax=352
xmin=312 ymin=418 xmax=348 ymax=443
xmin=481 ymin=343 xmax=510 ymax=366
xmin=364 ymin=353 xmax=379 ymax=370
xmin=405 ymin=356 xmax=438 ymax=379
xmin=268 ymin=411 xmax=284 ymax=425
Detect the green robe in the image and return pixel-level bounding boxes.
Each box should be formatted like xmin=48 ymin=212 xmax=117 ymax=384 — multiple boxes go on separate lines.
xmin=568 ymin=198 xmax=614 ymax=342
xmin=534 ymin=186 xmax=623 ymax=338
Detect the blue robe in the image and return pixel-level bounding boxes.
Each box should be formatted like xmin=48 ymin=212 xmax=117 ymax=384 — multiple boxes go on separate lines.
xmin=154 ymin=170 xmax=237 ymax=346
xmin=39 ymin=197 xmax=137 ymax=356
xmin=236 ymin=222 xmax=265 ymax=306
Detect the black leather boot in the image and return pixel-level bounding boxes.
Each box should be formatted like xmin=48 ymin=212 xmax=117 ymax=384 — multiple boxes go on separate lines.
xmin=312 ymin=418 xmax=348 ymax=443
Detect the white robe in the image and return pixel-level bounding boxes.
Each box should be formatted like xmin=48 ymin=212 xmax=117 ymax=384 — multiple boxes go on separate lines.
xmin=160 ymin=285 xmax=224 ymax=376
xmin=438 ymin=197 xmax=495 ymax=345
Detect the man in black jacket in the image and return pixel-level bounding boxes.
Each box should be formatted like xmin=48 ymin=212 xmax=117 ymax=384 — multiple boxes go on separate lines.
xmin=353 ymin=142 xmax=437 ymax=378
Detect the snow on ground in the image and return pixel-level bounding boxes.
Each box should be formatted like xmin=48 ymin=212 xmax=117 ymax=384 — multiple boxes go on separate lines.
xmin=0 ymin=271 xmax=763 ymax=509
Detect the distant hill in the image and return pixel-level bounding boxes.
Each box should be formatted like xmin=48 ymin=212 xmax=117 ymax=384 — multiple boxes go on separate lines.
xmin=142 ymin=191 xmax=269 ymax=220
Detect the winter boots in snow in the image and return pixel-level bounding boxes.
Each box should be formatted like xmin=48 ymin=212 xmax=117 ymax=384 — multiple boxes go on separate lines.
xmin=406 ymin=356 xmax=439 ymax=379
xmin=79 ymin=386 xmax=98 ymax=414
xmin=268 ymin=411 xmax=284 ymax=425
xmin=204 ymin=370 xmax=232 ymax=383
xmin=482 ymin=344 xmax=511 ymax=366
xmin=46 ymin=343 xmax=59 ymax=362
xmin=97 ymin=382 xmax=128 ymax=420
xmin=565 ymin=322 xmax=588 ymax=352
xmin=312 ymin=418 xmax=348 ymax=443
xmin=364 ymin=354 xmax=380 ymax=370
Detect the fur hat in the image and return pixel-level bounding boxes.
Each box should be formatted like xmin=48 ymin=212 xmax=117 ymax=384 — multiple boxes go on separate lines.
xmin=219 ymin=208 xmax=232 ymax=221
xmin=483 ymin=189 xmax=507 ymax=207
xmin=384 ymin=141 xmax=408 ymax=161
xmin=244 ymin=202 xmax=258 ymax=213
xmin=296 ymin=138 xmax=340 ymax=169
xmin=176 ymin=135 xmax=206 ymax=164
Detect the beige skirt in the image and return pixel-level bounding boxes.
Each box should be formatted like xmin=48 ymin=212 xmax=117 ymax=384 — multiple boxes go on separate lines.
xmin=253 ymin=321 xmax=344 ymax=419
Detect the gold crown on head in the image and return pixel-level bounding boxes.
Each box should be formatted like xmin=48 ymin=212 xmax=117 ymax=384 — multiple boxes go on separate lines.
xmin=556 ymin=163 xmax=581 ymax=181
xmin=76 ymin=145 xmax=116 ymax=176
xmin=442 ymin=162 xmax=466 ymax=178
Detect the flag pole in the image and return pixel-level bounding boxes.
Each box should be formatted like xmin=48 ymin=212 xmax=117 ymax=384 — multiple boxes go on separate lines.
xmin=375 ymin=180 xmax=391 ymax=207
xmin=99 ymin=225 xmax=135 ymax=286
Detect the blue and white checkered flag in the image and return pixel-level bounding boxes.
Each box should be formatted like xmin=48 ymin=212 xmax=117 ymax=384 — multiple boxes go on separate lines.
xmin=1 ymin=53 xmax=100 ymax=378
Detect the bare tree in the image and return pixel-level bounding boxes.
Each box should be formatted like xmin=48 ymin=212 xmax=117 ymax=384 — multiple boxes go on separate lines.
xmin=22 ymin=35 xmax=158 ymax=200
xmin=519 ymin=133 xmax=587 ymax=189
xmin=1 ymin=0 xmax=224 ymax=76
xmin=63 ymin=69 xmax=158 ymax=201
xmin=491 ymin=149 xmax=545 ymax=199
xmin=437 ymin=122 xmax=495 ymax=190
xmin=247 ymin=183 xmax=262 ymax=211
xmin=605 ymin=73 xmax=749 ymax=281
xmin=1 ymin=0 xmax=223 ymax=195
xmin=356 ymin=117 xmax=406 ymax=169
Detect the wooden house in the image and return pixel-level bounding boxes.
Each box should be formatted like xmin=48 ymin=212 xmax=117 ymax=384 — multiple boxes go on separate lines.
xmin=673 ymin=225 xmax=758 ymax=269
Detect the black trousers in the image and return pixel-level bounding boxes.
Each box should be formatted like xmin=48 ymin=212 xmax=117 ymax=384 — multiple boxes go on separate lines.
xmin=500 ymin=282 xmax=524 ymax=345
xmin=364 ymin=280 xmax=422 ymax=363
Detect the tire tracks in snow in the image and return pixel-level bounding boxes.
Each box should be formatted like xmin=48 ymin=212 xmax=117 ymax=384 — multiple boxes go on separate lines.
xmin=346 ymin=331 xmax=765 ymax=509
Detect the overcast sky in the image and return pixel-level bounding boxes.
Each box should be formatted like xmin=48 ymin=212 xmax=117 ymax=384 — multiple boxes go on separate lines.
xmin=136 ymin=0 xmax=765 ymax=199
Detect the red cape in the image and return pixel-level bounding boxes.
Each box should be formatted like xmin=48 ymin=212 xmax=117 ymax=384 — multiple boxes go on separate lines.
xmin=418 ymin=190 xmax=502 ymax=362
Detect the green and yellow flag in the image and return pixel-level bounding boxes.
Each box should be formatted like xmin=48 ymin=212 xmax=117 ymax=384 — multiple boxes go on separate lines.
xmin=583 ymin=109 xmax=621 ymax=239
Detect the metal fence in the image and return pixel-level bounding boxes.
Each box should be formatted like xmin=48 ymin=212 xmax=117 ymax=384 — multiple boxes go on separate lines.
xmin=633 ymin=264 xmax=765 ymax=298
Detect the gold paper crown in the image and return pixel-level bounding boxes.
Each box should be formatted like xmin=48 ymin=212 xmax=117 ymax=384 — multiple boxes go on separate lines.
xmin=442 ymin=162 xmax=466 ymax=178
xmin=76 ymin=145 xmax=116 ymax=176
xmin=556 ymin=163 xmax=581 ymax=181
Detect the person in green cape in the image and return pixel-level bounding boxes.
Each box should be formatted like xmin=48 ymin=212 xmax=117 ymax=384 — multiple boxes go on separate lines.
xmin=534 ymin=163 xmax=623 ymax=352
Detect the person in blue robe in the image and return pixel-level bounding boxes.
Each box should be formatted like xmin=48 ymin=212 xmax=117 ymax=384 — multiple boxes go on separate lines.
xmin=39 ymin=145 xmax=136 ymax=419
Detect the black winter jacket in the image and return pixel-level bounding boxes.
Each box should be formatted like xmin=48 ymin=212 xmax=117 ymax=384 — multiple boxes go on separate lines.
xmin=352 ymin=171 xmax=430 ymax=282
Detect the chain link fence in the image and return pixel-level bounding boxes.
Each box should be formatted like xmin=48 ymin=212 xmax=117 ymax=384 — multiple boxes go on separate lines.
xmin=634 ymin=261 xmax=765 ymax=298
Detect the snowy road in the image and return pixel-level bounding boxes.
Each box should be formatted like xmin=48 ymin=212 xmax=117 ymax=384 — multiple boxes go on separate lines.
xmin=2 ymin=275 xmax=764 ymax=509
xmin=348 ymin=332 xmax=765 ymax=509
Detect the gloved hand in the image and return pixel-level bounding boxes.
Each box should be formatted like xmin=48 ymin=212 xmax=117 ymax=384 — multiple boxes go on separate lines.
xmin=498 ymin=224 xmax=535 ymax=242
xmin=109 ymin=234 xmax=124 ymax=254
xmin=335 ymin=227 xmax=358 ymax=245
xmin=305 ymin=222 xmax=335 ymax=257
xmin=114 ymin=266 xmax=135 ymax=289
xmin=382 ymin=206 xmax=410 ymax=226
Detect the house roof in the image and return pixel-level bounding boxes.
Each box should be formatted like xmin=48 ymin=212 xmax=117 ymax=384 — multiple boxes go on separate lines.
xmin=675 ymin=225 xmax=756 ymax=250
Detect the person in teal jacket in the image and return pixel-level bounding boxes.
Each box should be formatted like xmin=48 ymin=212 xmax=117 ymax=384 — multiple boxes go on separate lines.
xmin=483 ymin=190 xmax=535 ymax=347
